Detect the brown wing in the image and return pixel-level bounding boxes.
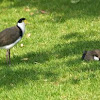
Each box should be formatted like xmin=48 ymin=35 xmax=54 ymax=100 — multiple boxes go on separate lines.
xmin=83 ymin=51 xmax=94 ymax=61
xmin=93 ymin=50 xmax=100 ymax=58
xmin=0 ymin=26 xmax=21 ymax=46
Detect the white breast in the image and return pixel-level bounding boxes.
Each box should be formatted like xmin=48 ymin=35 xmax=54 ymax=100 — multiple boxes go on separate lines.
xmin=94 ymin=56 xmax=99 ymax=61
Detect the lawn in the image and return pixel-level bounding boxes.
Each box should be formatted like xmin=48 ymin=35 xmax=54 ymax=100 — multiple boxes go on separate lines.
xmin=0 ymin=0 xmax=100 ymax=100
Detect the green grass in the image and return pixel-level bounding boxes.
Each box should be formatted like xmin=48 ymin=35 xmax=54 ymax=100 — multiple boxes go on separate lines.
xmin=0 ymin=0 xmax=100 ymax=99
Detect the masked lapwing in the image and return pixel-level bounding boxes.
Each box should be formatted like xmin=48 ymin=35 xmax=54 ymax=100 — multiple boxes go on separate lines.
xmin=0 ymin=18 xmax=26 ymax=65
xmin=82 ymin=49 xmax=100 ymax=61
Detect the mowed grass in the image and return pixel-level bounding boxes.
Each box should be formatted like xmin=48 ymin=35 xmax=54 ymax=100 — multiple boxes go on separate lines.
xmin=0 ymin=0 xmax=100 ymax=99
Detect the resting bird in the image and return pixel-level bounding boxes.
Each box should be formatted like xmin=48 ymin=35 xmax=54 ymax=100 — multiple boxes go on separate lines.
xmin=82 ymin=49 xmax=100 ymax=61
xmin=0 ymin=18 xmax=26 ymax=65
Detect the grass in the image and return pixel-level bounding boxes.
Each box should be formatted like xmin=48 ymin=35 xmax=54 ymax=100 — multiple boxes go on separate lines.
xmin=0 ymin=0 xmax=100 ymax=99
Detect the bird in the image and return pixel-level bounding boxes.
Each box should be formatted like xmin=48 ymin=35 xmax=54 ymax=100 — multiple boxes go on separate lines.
xmin=82 ymin=49 xmax=100 ymax=61
xmin=0 ymin=18 xmax=26 ymax=65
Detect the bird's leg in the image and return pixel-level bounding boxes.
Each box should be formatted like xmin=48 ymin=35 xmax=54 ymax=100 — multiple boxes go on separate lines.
xmin=6 ymin=49 xmax=11 ymax=65
xmin=8 ymin=49 xmax=11 ymax=65
xmin=6 ymin=50 xmax=9 ymax=64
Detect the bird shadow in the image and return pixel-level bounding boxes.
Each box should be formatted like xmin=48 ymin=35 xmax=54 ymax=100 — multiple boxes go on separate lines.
xmin=0 ymin=50 xmax=50 ymax=66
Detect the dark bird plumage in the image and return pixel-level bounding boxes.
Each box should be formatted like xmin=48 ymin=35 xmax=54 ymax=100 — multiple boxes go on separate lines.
xmin=0 ymin=26 xmax=22 ymax=46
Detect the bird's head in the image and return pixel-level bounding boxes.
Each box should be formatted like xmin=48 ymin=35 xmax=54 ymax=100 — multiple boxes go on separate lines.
xmin=17 ymin=18 xmax=26 ymax=24
xmin=17 ymin=18 xmax=26 ymax=33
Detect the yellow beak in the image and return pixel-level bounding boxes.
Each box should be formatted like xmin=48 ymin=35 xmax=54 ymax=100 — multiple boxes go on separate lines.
xmin=24 ymin=20 xmax=28 ymax=24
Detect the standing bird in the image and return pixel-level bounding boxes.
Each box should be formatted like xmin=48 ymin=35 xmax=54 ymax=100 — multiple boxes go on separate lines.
xmin=0 ymin=18 xmax=26 ymax=65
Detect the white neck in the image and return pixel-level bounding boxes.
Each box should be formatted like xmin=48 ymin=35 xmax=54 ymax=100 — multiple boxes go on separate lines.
xmin=17 ymin=22 xmax=25 ymax=34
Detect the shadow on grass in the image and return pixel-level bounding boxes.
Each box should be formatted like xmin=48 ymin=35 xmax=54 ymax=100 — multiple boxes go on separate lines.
xmin=0 ymin=67 xmax=59 ymax=90
xmin=0 ymin=51 xmax=59 ymax=90
xmin=53 ymin=40 xmax=100 ymax=59
xmin=0 ymin=0 xmax=3 ymax=3
xmin=0 ymin=31 xmax=100 ymax=89
xmin=54 ymin=31 xmax=100 ymax=59
xmin=12 ymin=51 xmax=50 ymax=64
xmin=1 ymin=0 xmax=100 ymax=22
xmin=0 ymin=51 xmax=50 ymax=66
